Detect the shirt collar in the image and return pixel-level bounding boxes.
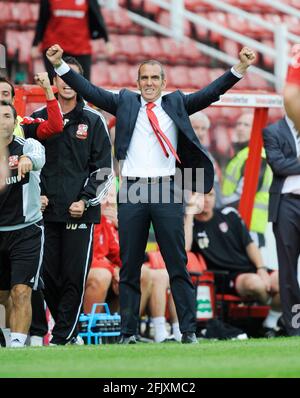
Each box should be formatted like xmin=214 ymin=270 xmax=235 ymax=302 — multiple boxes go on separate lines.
xmin=141 ymin=96 xmax=162 ymax=108
xmin=285 ymin=115 xmax=299 ymax=136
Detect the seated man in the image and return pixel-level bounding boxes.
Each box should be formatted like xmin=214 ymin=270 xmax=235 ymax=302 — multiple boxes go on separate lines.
xmin=185 ymin=189 xmax=281 ymax=331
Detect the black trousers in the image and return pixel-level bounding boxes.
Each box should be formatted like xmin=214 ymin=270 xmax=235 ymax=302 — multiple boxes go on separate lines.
xmin=43 ymin=52 xmax=92 ymax=82
xmin=42 ymin=222 xmax=93 ymax=344
xmin=118 ymin=179 xmax=196 ymax=335
xmin=273 ymin=195 xmax=300 ymax=336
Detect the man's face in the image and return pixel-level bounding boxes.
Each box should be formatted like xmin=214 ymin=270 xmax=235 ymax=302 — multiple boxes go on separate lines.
xmin=235 ymin=113 xmax=254 ymax=143
xmin=0 ymin=105 xmax=16 ymax=141
xmin=191 ymin=117 xmax=209 ymax=145
xmin=54 ymin=64 xmax=80 ymax=100
xmin=202 ymin=190 xmax=216 ymax=216
xmin=137 ymin=64 xmax=166 ymax=102
xmin=0 ymin=82 xmax=13 ymax=103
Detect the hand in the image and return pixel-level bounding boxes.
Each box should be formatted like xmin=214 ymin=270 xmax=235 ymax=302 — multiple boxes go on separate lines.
xmin=18 ymin=156 xmax=33 ymax=179
xmin=46 ymin=44 xmax=64 ymax=68
xmin=69 ymin=200 xmax=85 ymax=218
xmin=257 ymin=268 xmax=271 ymax=293
xmin=40 ymin=195 xmax=49 ymax=212
xmin=31 ymin=46 xmax=40 ymax=59
xmin=34 ymin=72 xmax=51 ymax=89
xmin=185 ymin=192 xmax=204 ymax=215
xmin=233 ymin=47 xmax=256 ymax=75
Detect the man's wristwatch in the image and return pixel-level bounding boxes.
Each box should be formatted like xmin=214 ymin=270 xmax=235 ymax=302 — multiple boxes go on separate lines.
xmin=81 ymin=198 xmax=90 ymax=211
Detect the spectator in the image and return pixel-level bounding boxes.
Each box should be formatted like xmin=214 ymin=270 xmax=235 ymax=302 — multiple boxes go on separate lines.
xmin=185 ymin=189 xmax=281 ymax=332
xmin=46 ymin=43 xmax=256 ymax=344
xmin=263 ymin=113 xmax=300 ymax=336
xmin=28 ymin=56 xmax=113 ymax=345
xmin=0 ymin=101 xmax=45 ymax=348
xmin=222 ymin=112 xmax=273 ymax=248
xmin=190 ymin=112 xmax=223 ymax=208
xmin=31 ymin=0 xmax=112 ymax=81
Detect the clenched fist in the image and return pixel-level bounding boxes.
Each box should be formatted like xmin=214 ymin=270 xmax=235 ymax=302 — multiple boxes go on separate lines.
xmin=46 ymin=44 xmax=64 ymax=68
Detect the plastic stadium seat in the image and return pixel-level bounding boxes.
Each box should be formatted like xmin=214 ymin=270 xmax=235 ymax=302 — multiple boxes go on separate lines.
xmin=107 ymin=63 xmax=131 ymax=87
xmin=91 ymin=61 xmax=110 ymax=86
xmin=194 ymin=13 xmax=209 ymax=41
xmin=159 ymin=37 xmax=182 ymax=64
xmin=168 ymin=66 xmax=191 ymax=89
xmin=0 ymin=2 xmax=12 ymax=23
xmin=157 ymin=11 xmax=192 ymax=38
xmin=187 ymin=67 xmax=210 ymax=89
xmin=5 ymin=30 xmax=18 ymax=58
xmin=143 ymin=0 xmax=160 ymax=15
xmin=19 ymin=30 xmax=35 ymax=63
xmin=140 ymin=36 xmax=164 ymax=59
xmin=209 ymin=68 xmax=226 ymax=83
xmin=246 ymin=72 xmax=271 ymax=91
xmin=118 ymin=35 xmax=144 ymax=62
xmin=208 ymin=12 xmax=228 ymax=45
xmin=227 ymin=14 xmax=250 ymax=35
xmin=11 ymin=2 xmax=32 ymax=26
xmin=91 ymin=39 xmax=107 ymax=62
xmin=261 ymin=39 xmax=274 ymax=69
xmin=178 ymin=39 xmax=201 ymax=64
xmin=283 ymin=15 xmax=300 ymax=36
xmin=221 ymin=39 xmax=240 ymax=60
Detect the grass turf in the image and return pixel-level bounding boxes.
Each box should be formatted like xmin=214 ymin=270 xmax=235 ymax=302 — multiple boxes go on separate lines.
xmin=0 ymin=337 xmax=300 ymax=378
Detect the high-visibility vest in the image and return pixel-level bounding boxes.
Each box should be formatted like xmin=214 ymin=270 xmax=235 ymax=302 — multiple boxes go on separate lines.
xmin=13 ymin=116 xmax=24 ymax=138
xmin=222 ymin=147 xmax=272 ymax=234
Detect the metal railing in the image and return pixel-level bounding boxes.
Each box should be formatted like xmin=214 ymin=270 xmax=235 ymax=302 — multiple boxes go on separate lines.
xmin=126 ymin=0 xmax=300 ymax=92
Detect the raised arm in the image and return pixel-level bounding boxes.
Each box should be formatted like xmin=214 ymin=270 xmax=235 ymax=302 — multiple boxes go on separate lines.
xmin=21 ymin=72 xmax=63 ymax=140
xmin=184 ymin=47 xmax=256 ymax=115
xmin=46 ymin=44 xmax=119 ymax=114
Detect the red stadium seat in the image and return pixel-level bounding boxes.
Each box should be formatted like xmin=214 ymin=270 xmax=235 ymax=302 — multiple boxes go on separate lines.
xmin=107 ymin=63 xmax=131 ymax=87
xmin=0 ymin=2 xmax=12 ymax=24
xmin=157 ymin=11 xmax=192 ymax=38
xmin=140 ymin=36 xmax=164 ymax=59
xmin=208 ymin=12 xmax=228 ymax=46
xmin=167 ymin=66 xmax=191 ymax=89
xmin=178 ymin=39 xmax=201 ymax=64
xmin=159 ymin=37 xmax=181 ymax=63
xmin=118 ymin=35 xmax=144 ymax=62
xmin=91 ymin=61 xmax=110 ymax=86
xmin=186 ymin=67 xmax=210 ymax=89
xmin=143 ymin=0 xmax=160 ymax=15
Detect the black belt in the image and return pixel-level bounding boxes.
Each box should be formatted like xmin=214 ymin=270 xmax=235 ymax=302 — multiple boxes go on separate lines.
xmin=124 ymin=176 xmax=174 ymax=184
xmin=283 ymin=193 xmax=300 ymax=200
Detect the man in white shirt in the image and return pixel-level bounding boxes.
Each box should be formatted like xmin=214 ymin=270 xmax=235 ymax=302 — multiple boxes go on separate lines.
xmin=263 ymin=115 xmax=300 ymax=336
xmin=45 ymin=43 xmax=256 ymax=344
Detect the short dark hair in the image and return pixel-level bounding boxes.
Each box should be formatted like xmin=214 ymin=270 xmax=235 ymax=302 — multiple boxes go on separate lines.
xmin=138 ymin=60 xmax=165 ymax=80
xmin=0 ymin=76 xmax=15 ymax=98
xmin=63 ymin=56 xmax=84 ymax=75
xmin=0 ymin=100 xmax=17 ymax=120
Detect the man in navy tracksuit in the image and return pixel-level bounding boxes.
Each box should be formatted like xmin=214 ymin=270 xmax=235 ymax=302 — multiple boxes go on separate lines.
xmin=28 ymin=57 xmax=113 ymax=345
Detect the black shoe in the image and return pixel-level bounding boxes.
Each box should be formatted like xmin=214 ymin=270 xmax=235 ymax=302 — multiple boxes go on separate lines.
xmin=118 ymin=335 xmax=137 ymax=344
xmin=181 ymin=332 xmax=198 ymax=344
xmin=0 ymin=329 xmax=6 ymax=347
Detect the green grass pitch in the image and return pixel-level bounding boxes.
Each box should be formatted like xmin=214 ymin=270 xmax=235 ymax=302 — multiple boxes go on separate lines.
xmin=1 ymin=337 xmax=300 ymax=378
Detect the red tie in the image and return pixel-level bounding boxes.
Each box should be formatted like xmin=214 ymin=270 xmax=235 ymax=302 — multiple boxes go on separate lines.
xmin=146 ymin=102 xmax=181 ymax=163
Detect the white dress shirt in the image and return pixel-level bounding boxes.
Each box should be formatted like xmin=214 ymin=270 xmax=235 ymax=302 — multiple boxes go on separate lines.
xmin=282 ymin=116 xmax=300 ymax=195
xmin=122 ymin=97 xmax=179 ymax=177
